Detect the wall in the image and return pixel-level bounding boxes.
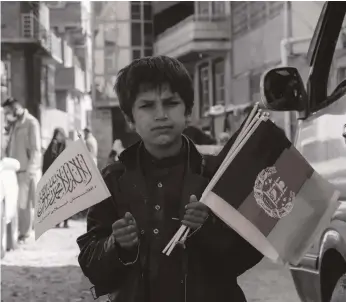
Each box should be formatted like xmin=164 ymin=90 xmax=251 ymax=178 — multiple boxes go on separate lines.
xmin=49 ymin=2 xmax=81 ymax=29
xmin=1 ymin=2 xmax=21 ymax=39
xmin=8 ymin=50 xmax=27 ymax=105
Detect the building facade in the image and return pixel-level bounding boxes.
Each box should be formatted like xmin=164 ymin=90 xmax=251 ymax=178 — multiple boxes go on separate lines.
xmin=230 ymin=1 xmax=346 ymax=139
xmin=153 ymin=1 xmax=232 ymax=138
xmin=1 ymin=1 xmax=62 ymax=139
xmin=47 ymin=1 xmax=92 ymax=146
xmin=91 ymin=1 xmax=152 ymax=168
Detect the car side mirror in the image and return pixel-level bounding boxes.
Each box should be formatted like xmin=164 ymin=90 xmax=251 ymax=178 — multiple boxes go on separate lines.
xmin=260 ymin=67 xmax=307 ymax=112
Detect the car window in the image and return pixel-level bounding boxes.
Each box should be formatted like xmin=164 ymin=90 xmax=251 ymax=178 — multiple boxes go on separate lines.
xmin=307 ymin=3 xmax=346 ymax=112
xmin=329 ymin=15 xmax=346 ymax=94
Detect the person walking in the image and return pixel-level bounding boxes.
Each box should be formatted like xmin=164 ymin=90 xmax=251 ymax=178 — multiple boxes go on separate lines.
xmin=42 ymin=127 xmax=69 ymax=228
xmin=83 ymin=127 xmax=98 ymax=165
xmin=2 ymin=98 xmax=42 ymax=243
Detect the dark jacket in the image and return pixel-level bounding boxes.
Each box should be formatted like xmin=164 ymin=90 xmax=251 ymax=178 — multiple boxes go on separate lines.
xmin=77 ymin=136 xmax=262 ymax=302
xmin=42 ymin=130 xmax=66 ymax=174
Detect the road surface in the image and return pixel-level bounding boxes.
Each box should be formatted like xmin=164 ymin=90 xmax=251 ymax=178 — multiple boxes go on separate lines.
xmin=1 ymin=220 xmax=300 ymax=302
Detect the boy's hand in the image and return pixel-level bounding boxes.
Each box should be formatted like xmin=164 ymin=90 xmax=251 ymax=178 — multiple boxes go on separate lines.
xmin=112 ymin=212 xmax=139 ymax=250
xmin=182 ymin=195 xmax=209 ymax=230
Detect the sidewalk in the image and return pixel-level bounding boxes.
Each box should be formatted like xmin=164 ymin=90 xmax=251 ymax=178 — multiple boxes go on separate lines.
xmin=1 ymin=219 xmax=299 ymax=302
xmin=1 ymin=220 xmax=106 ymax=302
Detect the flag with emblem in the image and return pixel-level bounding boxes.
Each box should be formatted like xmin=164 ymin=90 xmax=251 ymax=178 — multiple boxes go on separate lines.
xmin=164 ymin=109 xmax=340 ymax=265
xmin=202 ymin=117 xmax=340 ymax=265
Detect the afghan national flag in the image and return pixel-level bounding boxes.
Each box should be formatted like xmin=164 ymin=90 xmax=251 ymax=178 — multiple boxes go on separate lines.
xmin=203 ymin=119 xmax=340 ymax=265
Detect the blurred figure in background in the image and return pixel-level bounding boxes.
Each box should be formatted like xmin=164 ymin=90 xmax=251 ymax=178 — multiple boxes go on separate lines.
xmin=2 ymin=97 xmax=42 ymax=243
xmin=83 ymin=127 xmax=98 ymax=165
xmin=218 ymin=132 xmax=231 ymax=146
xmin=183 ymin=124 xmax=216 ymax=145
xmin=107 ymin=139 xmax=125 ymax=165
xmin=42 ymin=128 xmax=69 ymax=228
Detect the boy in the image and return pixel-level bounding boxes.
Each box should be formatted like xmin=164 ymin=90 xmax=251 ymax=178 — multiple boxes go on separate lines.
xmin=77 ymin=56 xmax=262 ymax=302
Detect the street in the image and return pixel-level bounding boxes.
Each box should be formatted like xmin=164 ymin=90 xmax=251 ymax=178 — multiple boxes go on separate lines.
xmin=1 ymin=219 xmax=300 ymax=302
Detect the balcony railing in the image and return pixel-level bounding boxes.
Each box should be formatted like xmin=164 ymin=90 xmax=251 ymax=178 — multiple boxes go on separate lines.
xmin=55 ymin=65 xmax=85 ymax=93
xmin=154 ymin=14 xmax=230 ymax=58
xmin=21 ymin=13 xmax=62 ymax=63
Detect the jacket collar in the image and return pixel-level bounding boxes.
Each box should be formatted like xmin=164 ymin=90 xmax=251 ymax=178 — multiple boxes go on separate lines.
xmin=118 ymin=134 xmax=204 ymax=174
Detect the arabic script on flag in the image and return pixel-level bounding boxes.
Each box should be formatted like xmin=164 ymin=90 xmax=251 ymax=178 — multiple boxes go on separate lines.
xmin=35 ymin=139 xmax=111 ymax=239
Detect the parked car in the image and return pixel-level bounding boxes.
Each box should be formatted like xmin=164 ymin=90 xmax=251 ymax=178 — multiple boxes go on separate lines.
xmin=260 ymin=2 xmax=346 ymax=301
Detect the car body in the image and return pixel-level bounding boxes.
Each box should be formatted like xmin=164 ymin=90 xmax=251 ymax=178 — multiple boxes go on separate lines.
xmin=260 ymin=2 xmax=346 ymax=301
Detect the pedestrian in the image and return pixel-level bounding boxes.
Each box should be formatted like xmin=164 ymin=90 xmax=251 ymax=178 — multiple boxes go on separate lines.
xmin=183 ymin=124 xmax=217 ymax=145
xmin=83 ymin=127 xmax=98 ymax=165
xmin=77 ymin=56 xmax=262 ymax=302
xmin=218 ymin=131 xmax=231 ymax=146
xmin=2 ymin=97 xmax=42 ymax=243
xmin=107 ymin=139 xmax=125 ymax=165
xmin=42 ymin=127 xmax=69 ymax=228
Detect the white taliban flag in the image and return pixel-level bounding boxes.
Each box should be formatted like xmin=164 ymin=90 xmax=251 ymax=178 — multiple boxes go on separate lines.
xmin=34 ymin=138 xmax=111 ymax=239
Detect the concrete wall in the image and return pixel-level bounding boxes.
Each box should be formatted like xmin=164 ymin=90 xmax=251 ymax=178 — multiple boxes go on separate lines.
xmin=1 ymin=2 xmax=21 ymax=39
xmin=233 ymin=14 xmax=284 ymax=77
xmin=49 ymin=2 xmax=81 ymax=29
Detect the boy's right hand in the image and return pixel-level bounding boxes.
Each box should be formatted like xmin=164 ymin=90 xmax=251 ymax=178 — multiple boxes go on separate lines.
xmin=112 ymin=212 xmax=139 ymax=250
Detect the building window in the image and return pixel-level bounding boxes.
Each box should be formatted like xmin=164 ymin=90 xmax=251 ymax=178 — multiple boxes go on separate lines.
xmin=144 ymin=48 xmax=152 ymax=57
xmin=144 ymin=23 xmax=153 ymax=47
xmin=131 ymin=1 xmax=141 ymax=20
xmin=212 ymin=2 xmax=225 ymax=16
xmin=232 ymin=2 xmax=284 ymax=38
xmin=144 ymin=3 xmax=152 ymax=21
xmin=200 ymin=65 xmax=210 ymax=115
xmin=250 ymin=71 xmax=262 ymax=102
xmin=132 ymin=49 xmax=141 ymax=60
xmin=196 ymin=1 xmax=225 ymax=19
xmin=214 ymin=60 xmax=225 ymax=105
xmin=1 ymin=58 xmax=11 ymax=97
xmin=105 ymin=47 xmax=116 ymax=73
xmin=131 ymin=23 xmax=142 ymax=46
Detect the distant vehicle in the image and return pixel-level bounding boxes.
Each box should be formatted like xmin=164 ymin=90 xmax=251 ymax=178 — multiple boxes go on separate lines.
xmin=260 ymin=2 xmax=346 ymax=301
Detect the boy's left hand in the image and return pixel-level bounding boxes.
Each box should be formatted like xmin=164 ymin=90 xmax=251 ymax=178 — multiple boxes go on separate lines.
xmin=182 ymin=195 xmax=210 ymax=230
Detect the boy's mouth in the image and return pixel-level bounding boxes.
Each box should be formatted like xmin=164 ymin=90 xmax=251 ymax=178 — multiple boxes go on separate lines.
xmin=152 ymin=125 xmax=173 ymax=131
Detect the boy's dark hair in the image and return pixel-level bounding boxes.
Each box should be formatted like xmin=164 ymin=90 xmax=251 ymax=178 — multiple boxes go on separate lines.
xmin=2 ymin=97 xmax=19 ymax=108
xmin=114 ymin=56 xmax=194 ymax=122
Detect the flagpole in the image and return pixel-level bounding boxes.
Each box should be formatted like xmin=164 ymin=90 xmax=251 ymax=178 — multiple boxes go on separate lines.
xmin=164 ymin=106 xmax=263 ymax=254
xmin=164 ymin=110 xmax=271 ymax=255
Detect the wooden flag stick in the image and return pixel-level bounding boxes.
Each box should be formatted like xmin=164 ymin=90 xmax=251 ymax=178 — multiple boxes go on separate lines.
xmin=164 ymin=111 xmax=267 ymax=255
xmin=162 ymin=224 xmax=187 ymax=254
xmin=166 ymin=225 xmax=188 ymax=256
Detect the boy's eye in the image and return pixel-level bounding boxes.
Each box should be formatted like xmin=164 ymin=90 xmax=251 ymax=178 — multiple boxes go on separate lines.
xmin=166 ymin=101 xmax=179 ymax=106
xmin=140 ymin=103 xmax=153 ymax=108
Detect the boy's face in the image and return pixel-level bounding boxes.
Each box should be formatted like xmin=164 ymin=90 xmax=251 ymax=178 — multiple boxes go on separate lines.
xmin=132 ymin=83 xmax=188 ymax=147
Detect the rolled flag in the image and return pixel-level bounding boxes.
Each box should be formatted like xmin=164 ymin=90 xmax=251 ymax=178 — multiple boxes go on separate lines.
xmin=203 ymin=119 xmax=340 ymax=265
